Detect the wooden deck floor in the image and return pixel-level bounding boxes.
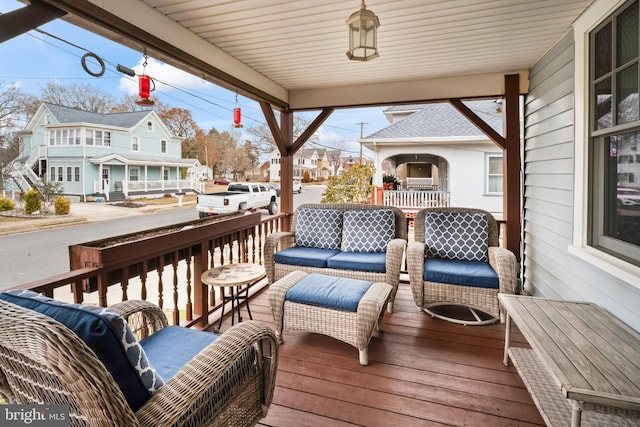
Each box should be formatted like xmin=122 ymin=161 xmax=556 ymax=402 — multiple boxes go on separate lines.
xmin=219 ymin=280 xmax=544 ymax=427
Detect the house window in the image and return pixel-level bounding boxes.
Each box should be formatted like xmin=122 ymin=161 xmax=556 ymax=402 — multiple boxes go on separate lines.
xmin=132 ymin=136 xmax=140 ymax=152
xmin=129 ymin=167 xmax=140 ymax=182
xmin=74 ymin=167 xmax=80 ymax=182
xmin=161 ymin=140 xmax=167 ymax=154
xmin=147 ymin=121 xmax=153 ymax=132
xmin=49 ymin=167 xmax=55 ymax=182
xmin=163 ymin=169 xmax=169 ymax=181
xmin=486 ymin=154 xmax=503 ymax=194
xmin=589 ymin=0 xmax=640 ymax=265
xmin=57 ymin=167 xmax=63 ymax=182
xmin=66 ymin=167 xmax=72 ymax=182
xmin=85 ymin=130 xmax=111 ymax=146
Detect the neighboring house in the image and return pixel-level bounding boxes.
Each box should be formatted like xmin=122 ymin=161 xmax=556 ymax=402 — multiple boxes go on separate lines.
xmin=361 ymin=100 xmax=504 ymax=215
xmin=269 ymin=148 xmax=371 ymax=181
xmin=5 ymin=102 xmax=201 ymax=201
xmin=269 ymin=148 xmax=321 ymax=181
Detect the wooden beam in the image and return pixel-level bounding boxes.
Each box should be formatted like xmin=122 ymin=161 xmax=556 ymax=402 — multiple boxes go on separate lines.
xmin=259 ymin=101 xmax=287 ymax=155
xmin=503 ymin=74 xmax=522 ymax=261
xmin=290 ymin=107 xmax=334 ymax=154
xmin=449 ymin=99 xmax=506 ymax=149
xmin=0 ymin=1 xmax=66 ymax=44
xmin=280 ymin=111 xmax=294 ymax=225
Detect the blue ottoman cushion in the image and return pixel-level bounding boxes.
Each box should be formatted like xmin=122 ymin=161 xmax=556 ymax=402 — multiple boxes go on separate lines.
xmin=326 ymin=251 xmax=387 ymax=273
xmin=274 ymin=247 xmax=341 ymax=268
xmin=423 ymin=258 xmax=499 ymax=289
xmin=285 ymin=274 xmax=373 ymax=312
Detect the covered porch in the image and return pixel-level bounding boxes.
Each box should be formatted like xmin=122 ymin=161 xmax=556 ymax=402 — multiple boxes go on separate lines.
xmin=2 ymin=0 xmax=640 ymax=425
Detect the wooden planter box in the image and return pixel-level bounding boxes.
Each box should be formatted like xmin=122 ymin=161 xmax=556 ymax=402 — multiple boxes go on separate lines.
xmin=69 ymin=212 xmax=261 ymax=273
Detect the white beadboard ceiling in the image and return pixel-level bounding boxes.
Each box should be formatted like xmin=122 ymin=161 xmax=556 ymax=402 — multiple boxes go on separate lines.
xmin=46 ymin=0 xmax=596 ymax=109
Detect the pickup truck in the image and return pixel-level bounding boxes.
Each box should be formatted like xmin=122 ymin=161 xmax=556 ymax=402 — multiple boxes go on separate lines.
xmin=196 ymin=182 xmax=278 ymax=217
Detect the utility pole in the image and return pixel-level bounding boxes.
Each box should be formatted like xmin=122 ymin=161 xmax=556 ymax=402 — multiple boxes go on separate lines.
xmin=356 ymin=121 xmax=368 ymax=164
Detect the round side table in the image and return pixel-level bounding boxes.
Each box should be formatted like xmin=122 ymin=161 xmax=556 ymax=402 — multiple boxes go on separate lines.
xmin=201 ymin=263 xmax=265 ymax=332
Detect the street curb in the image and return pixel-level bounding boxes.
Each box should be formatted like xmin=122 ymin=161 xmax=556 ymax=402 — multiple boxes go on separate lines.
xmin=0 ymin=216 xmax=89 ymax=236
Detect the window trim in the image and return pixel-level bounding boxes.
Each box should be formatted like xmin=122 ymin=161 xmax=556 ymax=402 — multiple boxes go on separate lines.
xmin=573 ymin=0 xmax=640 ymax=288
xmin=131 ymin=136 xmax=140 ymax=152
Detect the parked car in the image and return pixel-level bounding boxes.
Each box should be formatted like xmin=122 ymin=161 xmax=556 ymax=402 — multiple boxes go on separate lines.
xmin=269 ymin=180 xmax=302 ymax=197
xmin=196 ymin=182 xmax=278 ymax=216
xmin=213 ymin=178 xmax=231 ymax=185
xmin=617 ymin=187 xmax=640 ymax=207
xmin=293 ymin=179 xmax=303 ymax=194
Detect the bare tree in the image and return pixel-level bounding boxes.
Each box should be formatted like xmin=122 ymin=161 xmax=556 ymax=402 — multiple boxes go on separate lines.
xmin=245 ymin=113 xmax=317 ymax=154
xmin=0 ymin=81 xmax=28 ymax=131
xmin=36 ymin=82 xmax=117 ymax=113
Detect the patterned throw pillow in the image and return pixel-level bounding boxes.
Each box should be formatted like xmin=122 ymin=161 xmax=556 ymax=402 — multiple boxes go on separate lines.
xmin=0 ymin=290 xmax=164 ymax=411
xmin=424 ymin=211 xmax=489 ymax=262
xmin=295 ymin=208 xmax=343 ymax=249
xmin=342 ymin=209 xmax=396 ymax=253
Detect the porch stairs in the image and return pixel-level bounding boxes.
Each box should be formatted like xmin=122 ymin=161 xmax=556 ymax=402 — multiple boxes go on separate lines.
xmin=5 ymin=149 xmax=43 ymax=193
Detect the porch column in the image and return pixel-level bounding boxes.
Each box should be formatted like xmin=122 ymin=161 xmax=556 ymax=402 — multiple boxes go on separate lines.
xmin=280 ymin=111 xmax=294 ymax=229
xmin=145 ymin=165 xmax=148 ymax=192
xmin=503 ymin=74 xmax=522 ymax=261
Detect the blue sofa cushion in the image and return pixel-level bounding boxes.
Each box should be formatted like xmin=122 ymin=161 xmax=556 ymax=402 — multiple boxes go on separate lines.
xmin=274 ymin=247 xmax=341 ymax=268
xmin=423 ymin=258 xmax=499 ymax=289
xmin=424 ymin=211 xmax=489 ymax=262
xmin=342 ymin=209 xmax=396 ymax=253
xmin=285 ymin=274 xmax=373 ymax=312
xmin=0 ymin=290 xmax=164 ymax=411
xmin=295 ymin=208 xmax=343 ymax=249
xmin=326 ymin=251 xmax=387 ymax=273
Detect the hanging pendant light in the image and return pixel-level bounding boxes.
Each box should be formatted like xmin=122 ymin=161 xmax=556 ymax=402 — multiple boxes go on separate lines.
xmin=135 ymin=54 xmax=155 ymax=107
xmin=346 ymin=0 xmax=380 ymax=61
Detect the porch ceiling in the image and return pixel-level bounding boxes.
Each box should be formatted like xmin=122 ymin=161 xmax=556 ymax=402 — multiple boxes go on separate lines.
xmin=32 ymin=0 xmax=596 ymax=110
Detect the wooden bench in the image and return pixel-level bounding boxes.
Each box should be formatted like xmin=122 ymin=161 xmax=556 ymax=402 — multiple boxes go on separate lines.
xmin=500 ymin=294 xmax=640 ymax=427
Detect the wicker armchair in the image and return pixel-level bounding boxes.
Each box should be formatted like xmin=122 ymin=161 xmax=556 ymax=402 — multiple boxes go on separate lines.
xmin=0 ymin=298 xmax=278 ymax=427
xmin=407 ymin=207 xmax=518 ymax=325
xmin=264 ymin=203 xmax=407 ymax=313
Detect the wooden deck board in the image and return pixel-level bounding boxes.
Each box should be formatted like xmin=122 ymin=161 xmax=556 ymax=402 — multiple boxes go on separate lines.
xmin=222 ymin=281 xmax=545 ymax=426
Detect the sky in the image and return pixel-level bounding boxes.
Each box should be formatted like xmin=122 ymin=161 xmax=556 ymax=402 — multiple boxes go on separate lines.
xmin=0 ymin=0 xmax=390 ymax=159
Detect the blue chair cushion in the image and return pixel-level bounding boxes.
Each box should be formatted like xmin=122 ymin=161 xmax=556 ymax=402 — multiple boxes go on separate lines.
xmin=285 ymin=274 xmax=373 ymax=312
xmin=342 ymin=209 xmax=396 ymax=252
xmin=295 ymin=208 xmax=343 ymax=250
xmin=274 ymin=246 xmax=341 ymax=268
xmin=141 ymin=326 xmax=218 ymax=380
xmin=423 ymin=258 xmax=499 ymax=289
xmin=327 ymin=251 xmax=387 ymax=273
xmin=141 ymin=326 xmax=257 ymax=412
xmin=0 ymin=290 xmax=164 ymax=411
xmin=424 ymin=211 xmax=489 ymax=262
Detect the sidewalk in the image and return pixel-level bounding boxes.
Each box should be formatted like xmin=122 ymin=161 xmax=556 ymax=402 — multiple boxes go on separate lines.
xmin=0 ymin=200 xmax=195 ymax=236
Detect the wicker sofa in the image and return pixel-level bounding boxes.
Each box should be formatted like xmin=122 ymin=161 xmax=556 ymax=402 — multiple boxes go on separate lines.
xmin=407 ymin=207 xmax=518 ymax=325
xmin=264 ymin=203 xmax=407 ymax=313
xmin=0 ymin=291 xmax=278 ymax=427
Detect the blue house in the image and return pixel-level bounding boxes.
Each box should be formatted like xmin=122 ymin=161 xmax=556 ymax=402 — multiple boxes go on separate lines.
xmin=6 ymin=102 xmax=201 ymax=202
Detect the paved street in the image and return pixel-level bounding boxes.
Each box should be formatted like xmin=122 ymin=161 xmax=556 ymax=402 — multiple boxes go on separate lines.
xmin=0 ymin=185 xmax=326 ymax=290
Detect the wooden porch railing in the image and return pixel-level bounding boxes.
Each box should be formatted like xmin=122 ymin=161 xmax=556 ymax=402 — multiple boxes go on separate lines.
xmin=13 ymin=212 xmax=290 ymax=330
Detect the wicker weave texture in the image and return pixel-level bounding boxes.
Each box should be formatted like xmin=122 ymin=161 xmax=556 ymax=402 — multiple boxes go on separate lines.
xmin=0 ymin=299 xmax=278 ymax=427
xmin=407 ymin=207 xmax=518 ymax=322
xmin=268 ymin=271 xmax=391 ymax=364
xmin=264 ymin=203 xmax=406 ymax=313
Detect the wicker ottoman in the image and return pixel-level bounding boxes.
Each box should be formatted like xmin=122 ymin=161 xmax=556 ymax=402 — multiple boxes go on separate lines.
xmin=268 ymin=271 xmax=392 ymax=365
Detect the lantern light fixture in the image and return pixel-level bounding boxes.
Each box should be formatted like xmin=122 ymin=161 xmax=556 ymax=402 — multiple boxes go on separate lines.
xmin=346 ymin=0 xmax=380 ymax=61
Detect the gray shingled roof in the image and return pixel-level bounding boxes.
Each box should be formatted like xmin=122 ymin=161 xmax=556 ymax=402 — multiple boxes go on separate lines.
xmin=44 ymin=102 xmax=151 ymax=128
xmin=365 ymin=100 xmax=503 ymax=139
